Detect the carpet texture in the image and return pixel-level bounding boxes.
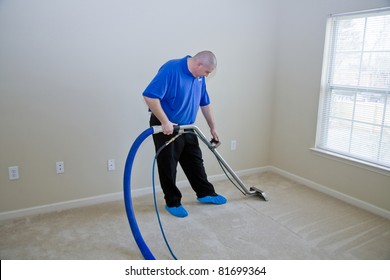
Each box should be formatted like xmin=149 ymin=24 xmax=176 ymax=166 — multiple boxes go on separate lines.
xmin=1 ymin=172 xmax=389 ymax=260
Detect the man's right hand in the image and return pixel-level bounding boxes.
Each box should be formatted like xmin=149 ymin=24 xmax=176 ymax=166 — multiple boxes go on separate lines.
xmin=161 ymin=121 xmax=177 ymax=135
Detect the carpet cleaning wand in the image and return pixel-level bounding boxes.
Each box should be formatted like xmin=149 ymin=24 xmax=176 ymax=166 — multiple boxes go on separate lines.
xmin=123 ymin=125 xmax=267 ymax=260
xmin=175 ymin=125 xmax=268 ymax=200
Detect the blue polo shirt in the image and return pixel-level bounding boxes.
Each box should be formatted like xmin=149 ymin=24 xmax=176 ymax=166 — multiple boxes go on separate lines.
xmin=143 ymin=56 xmax=210 ymax=125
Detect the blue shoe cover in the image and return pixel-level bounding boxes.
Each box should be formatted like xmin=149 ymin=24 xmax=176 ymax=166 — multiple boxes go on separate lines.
xmin=197 ymin=194 xmax=227 ymax=205
xmin=165 ymin=205 xmax=188 ymax=218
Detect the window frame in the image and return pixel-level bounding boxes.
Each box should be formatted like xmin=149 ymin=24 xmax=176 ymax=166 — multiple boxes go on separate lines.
xmin=314 ymin=7 xmax=390 ymax=175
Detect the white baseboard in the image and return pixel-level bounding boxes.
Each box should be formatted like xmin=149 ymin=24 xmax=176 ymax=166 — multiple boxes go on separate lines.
xmin=268 ymin=166 xmax=390 ymax=220
xmin=1 ymin=166 xmax=388 ymax=221
xmin=0 ymin=192 xmax=121 ymax=221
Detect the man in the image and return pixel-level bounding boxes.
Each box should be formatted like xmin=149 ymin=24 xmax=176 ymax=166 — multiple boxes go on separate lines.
xmin=143 ymin=51 xmax=227 ymax=218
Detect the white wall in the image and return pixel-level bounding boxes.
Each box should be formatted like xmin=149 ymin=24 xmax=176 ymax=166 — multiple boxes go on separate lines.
xmin=0 ymin=0 xmax=276 ymax=212
xmin=271 ymin=0 xmax=390 ymax=211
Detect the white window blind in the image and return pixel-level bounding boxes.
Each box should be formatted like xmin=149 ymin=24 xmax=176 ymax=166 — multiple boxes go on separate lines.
xmin=316 ymin=8 xmax=390 ymax=170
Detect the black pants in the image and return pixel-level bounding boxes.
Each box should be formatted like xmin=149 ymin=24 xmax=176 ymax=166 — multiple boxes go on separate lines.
xmin=150 ymin=114 xmax=217 ymax=207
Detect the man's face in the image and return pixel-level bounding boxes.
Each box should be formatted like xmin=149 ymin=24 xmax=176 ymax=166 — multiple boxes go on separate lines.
xmin=195 ymin=63 xmax=215 ymax=78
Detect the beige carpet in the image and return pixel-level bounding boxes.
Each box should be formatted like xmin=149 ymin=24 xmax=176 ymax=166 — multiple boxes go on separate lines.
xmin=1 ymin=172 xmax=389 ymax=260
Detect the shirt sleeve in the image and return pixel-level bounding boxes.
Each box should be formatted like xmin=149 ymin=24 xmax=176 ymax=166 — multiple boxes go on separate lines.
xmin=142 ymin=65 xmax=170 ymax=100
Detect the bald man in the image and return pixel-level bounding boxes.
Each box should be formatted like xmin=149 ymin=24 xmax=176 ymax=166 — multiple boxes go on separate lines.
xmin=143 ymin=51 xmax=227 ymax=218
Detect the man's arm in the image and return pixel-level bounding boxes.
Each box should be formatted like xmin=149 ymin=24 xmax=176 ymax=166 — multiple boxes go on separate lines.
xmin=143 ymin=96 xmax=176 ymax=135
xmin=201 ymin=105 xmax=219 ymax=141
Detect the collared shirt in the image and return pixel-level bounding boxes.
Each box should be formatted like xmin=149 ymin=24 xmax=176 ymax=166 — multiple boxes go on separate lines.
xmin=143 ymin=56 xmax=210 ymax=125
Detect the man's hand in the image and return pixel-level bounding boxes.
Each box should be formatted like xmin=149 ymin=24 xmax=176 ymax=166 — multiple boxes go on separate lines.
xmin=210 ymin=128 xmax=219 ymax=142
xmin=161 ymin=120 xmax=177 ymax=135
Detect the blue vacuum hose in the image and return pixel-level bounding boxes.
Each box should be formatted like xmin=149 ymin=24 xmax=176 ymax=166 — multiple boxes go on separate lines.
xmin=123 ymin=127 xmax=155 ymax=260
xmin=123 ymin=124 xmax=265 ymax=260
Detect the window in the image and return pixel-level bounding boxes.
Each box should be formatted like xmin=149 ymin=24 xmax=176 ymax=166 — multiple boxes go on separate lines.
xmin=316 ymin=8 xmax=390 ymax=171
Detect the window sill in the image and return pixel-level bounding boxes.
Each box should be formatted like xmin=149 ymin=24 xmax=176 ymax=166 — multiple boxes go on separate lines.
xmin=310 ymin=148 xmax=390 ymax=177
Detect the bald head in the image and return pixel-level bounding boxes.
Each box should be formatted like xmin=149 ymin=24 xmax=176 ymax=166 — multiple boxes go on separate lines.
xmin=193 ymin=51 xmax=217 ymax=68
xmin=188 ymin=51 xmax=217 ymax=78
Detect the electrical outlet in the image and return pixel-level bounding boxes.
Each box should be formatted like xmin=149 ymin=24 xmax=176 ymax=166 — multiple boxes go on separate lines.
xmin=8 ymin=166 xmax=19 ymax=180
xmin=231 ymin=140 xmax=237 ymax=151
xmin=56 ymin=161 xmax=64 ymax=174
xmin=107 ymin=159 xmax=115 ymax=171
